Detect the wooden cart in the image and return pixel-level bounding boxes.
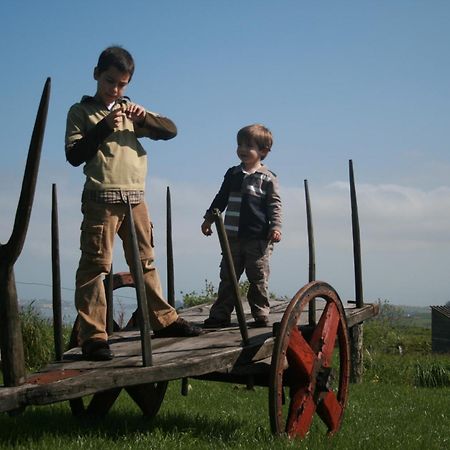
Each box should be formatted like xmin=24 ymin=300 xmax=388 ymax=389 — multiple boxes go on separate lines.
xmin=0 ymin=275 xmax=378 ymax=438
xmin=0 ymin=79 xmax=378 ymax=439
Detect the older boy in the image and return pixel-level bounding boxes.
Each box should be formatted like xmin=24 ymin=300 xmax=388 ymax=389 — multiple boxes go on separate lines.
xmin=66 ymin=46 xmax=201 ymax=361
xmin=201 ymin=124 xmax=282 ymax=328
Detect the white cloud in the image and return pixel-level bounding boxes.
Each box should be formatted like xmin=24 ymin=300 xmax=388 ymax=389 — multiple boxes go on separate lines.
xmin=3 ymin=165 xmax=450 ymax=311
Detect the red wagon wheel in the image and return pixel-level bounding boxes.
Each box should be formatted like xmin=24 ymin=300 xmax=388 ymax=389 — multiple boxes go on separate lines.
xmin=68 ymin=272 xmax=168 ymax=418
xmin=269 ymin=281 xmax=350 ymax=438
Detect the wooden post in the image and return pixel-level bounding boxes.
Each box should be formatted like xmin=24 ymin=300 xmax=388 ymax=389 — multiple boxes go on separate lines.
xmin=127 ymin=200 xmax=152 ymax=366
xmin=349 ymin=159 xmax=364 ymax=383
xmin=0 ymin=78 xmax=50 ymax=386
xmin=166 ymin=187 xmax=175 ymax=308
xmin=105 ymin=266 xmax=114 ymax=334
xmin=350 ymin=324 xmax=364 ymax=383
xmin=212 ymin=209 xmax=249 ymax=345
xmin=51 ymin=184 xmax=63 ymax=361
xmin=304 ymin=180 xmax=316 ymax=326
xmin=349 ymin=160 xmax=363 ymax=308
xmin=167 ymin=187 xmax=189 ymax=394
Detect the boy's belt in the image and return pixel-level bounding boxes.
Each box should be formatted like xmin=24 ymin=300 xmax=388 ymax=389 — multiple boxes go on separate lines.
xmin=82 ymin=189 xmax=144 ymax=204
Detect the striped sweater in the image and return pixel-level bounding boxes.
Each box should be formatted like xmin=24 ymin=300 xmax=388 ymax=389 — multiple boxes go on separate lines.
xmin=205 ymin=164 xmax=282 ymax=239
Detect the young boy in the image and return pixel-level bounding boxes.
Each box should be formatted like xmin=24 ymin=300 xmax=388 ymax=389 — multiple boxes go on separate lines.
xmin=201 ymin=124 xmax=282 ymax=328
xmin=65 ymin=46 xmax=201 ymax=361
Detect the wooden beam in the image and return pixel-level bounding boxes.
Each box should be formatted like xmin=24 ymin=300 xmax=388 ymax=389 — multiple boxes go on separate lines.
xmin=51 ymin=184 xmax=63 ymax=361
xmin=0 ymin=78 xmax=51 ymax=386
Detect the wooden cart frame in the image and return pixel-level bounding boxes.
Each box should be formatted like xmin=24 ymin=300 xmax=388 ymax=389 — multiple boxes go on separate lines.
xmin=0 ymin=80 xmax=378 ymax=439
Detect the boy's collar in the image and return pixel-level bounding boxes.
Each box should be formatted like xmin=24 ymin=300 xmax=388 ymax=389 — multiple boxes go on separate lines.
xmin=236 ymin=163 xmax=270 ymax=175
xmin=80 ymin=95 xmax=131 ymax=107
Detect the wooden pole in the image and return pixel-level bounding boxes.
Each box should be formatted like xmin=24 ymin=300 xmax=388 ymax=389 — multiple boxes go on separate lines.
xmin=105 ymin=266 xmax=114 ymax=334
xmin=127 ymin=200 xmax=152 ymax=366
xmin=51 ymin=183 xmax=63 ymax=361
xmin=212 ymin=209 xmax=249 ymax=345
xmin=349 ymin=159 xmax=364 ymax=383
xmin=304 ymin=180 xmax=316 ymax=326
xmin=167 ymin=187 xmax=189 ymax=394
xmin=0 ymin=78 xmax=50 ymax=386
xmin=349 ymin=160 xmax=363 ymax=308
xmin=166 ymin=187 xmax=175 ymax=308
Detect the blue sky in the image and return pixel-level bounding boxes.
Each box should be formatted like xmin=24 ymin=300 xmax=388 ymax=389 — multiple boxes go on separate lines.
xmin=1 ymin=1 xmax=450 ymax=317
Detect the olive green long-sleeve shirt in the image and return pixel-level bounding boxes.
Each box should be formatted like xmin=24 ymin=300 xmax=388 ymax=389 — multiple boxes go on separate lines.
xmin=65 ymin=95 xmax=177 ymax=192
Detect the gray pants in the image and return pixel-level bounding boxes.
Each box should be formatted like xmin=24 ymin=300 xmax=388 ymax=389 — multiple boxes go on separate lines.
xmin=209 ymin=238 xmax=274 ymax=322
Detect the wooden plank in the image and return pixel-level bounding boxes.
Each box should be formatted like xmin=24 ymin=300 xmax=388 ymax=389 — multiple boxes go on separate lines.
xmin=0 ymin=301 xmax=379 ymax=414
xmin=346 ymin=304 xmax=379 ymax=327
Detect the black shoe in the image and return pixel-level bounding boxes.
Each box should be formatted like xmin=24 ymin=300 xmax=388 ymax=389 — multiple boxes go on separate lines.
xmin=82 ymin=338 xmax=114 ymax=361
xmin=154 ymin=318 xmax=203 ymax=338
xmin=203 ymin=317 xmax=231 ymax=329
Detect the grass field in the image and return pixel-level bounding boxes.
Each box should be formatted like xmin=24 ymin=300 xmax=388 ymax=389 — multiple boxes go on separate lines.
xmin=0 ymin=302 xmax=448 ymax=449
xmin=0 ymin=379 xmax=448 ymax=449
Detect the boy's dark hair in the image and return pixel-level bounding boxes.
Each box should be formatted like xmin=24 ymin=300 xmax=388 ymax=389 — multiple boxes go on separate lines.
xmin=96 ymin=46 xmax=135 ymax=80
xmin=237 ymin=124 xmax=273 ymax=157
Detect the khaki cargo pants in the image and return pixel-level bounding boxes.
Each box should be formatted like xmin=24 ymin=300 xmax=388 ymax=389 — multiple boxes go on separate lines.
xmin=75 ymin=200 xmax=178 ymax=345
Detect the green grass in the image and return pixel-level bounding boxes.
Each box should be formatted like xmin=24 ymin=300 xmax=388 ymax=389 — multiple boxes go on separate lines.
xmin=0 ymin=300 xmax=447 ymax=448
xmin=0 ymin=380 xmax=448 ymax=449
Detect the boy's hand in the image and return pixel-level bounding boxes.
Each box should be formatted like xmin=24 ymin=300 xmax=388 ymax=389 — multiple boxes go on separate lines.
xmin=105 ymin=108 xmax=126 ymax=129
xmin=124 ymin=102 xmax=146 ymax=124
xmin=268 ymin=229 xmax=281 ymax=243
xmin=201 ymin=220 xmax=213 ymax=236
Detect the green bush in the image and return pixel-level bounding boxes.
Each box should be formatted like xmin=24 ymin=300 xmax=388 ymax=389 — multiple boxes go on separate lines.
xmin=362 ymin=308 xmax=449 ymax=387
xmin=181 ymin=279 xmax=217 ymax=308
xmin=413 ymin=358 xmax=450 ymax=387
xmin=181 ymin=279 xmax=278 ymax=308
xmin=19 ymin=302 xmax=70 ymax=371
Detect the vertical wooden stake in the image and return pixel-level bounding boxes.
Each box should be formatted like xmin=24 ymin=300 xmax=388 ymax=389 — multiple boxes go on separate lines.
xmin=51 ymin=183 xmax=63 ymax=361
xmin=349 ymin=160 xmax=363 ymax=308
xmin=105 ymin=266 xmax=114 ymax=334
xmin=127 ymin=200 xmax=152 ymax=366
xmin=166 ymin=187 xmax=175 ymax=308
xmin=304 ymin=179 xmax=316 ymax=326
xmin=167 ymin=187 xmax=189 ymax=394
xmin=349 ymin=160 xmax=364 ymax=383
xmin=0 ymin=78 xmax=50 ymax=386
xmin=213 ymin=209 xmax=249 ymax=345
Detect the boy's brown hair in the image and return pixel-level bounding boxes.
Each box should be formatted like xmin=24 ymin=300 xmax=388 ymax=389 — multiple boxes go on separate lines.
xmin=95 ymin=46 xmax=135 ymax=80
xmin=237 ymin=124 xmax=273 ymax=157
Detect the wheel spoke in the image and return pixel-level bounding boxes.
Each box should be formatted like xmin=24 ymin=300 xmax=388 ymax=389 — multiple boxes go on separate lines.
xmin=286 ymin=387 xmax=317 ymax=438
xmin=317 ymin=391 xmax=344 ymax=434
xmin=286 ymin=326 xmax=317 ymax=379
xmin=309 ymin=302 xmax=340 ymax=366
xmin=269 ymin=281 xmax=351 ymax=439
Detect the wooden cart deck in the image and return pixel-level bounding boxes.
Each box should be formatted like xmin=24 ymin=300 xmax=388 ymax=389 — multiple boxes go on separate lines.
xmin=0 ymin=299 xmax=378 ymax=413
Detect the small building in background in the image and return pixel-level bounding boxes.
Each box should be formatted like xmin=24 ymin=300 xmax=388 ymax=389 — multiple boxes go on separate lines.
xmin=431 ymin=305 xmax=450 ymax=353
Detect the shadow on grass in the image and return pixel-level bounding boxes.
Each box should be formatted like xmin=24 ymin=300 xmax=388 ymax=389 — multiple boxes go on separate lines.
xmin=0 ymin=403 xmax=244 ymax=446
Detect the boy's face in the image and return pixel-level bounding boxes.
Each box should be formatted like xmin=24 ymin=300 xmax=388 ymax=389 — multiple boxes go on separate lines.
xmin=94 ymin=66 xmax=130 ymax=106
xmin=237 ymin=139 xmax=268 ymax=168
